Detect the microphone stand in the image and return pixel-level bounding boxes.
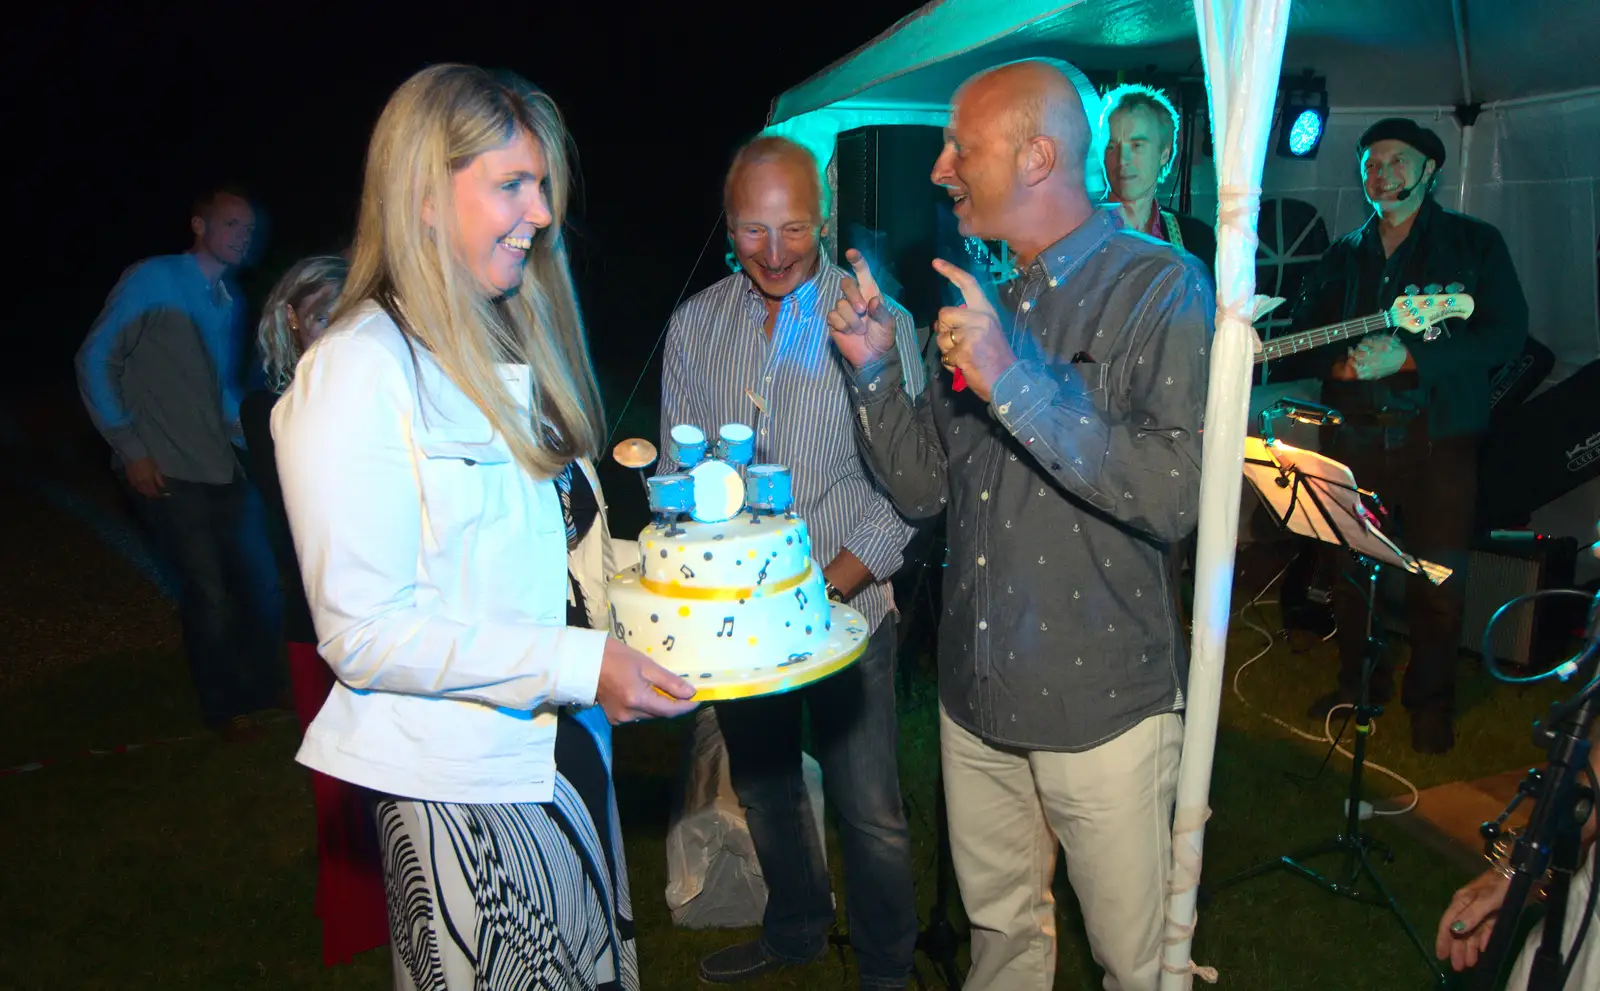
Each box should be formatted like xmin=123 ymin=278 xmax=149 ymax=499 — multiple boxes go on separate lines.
xmin=1206 ymin=411 xmax=1449 ymax=987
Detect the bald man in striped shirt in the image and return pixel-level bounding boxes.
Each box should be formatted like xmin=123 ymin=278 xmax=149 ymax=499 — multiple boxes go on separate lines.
xmin=657 ymin=135 xmax=924 ymax=989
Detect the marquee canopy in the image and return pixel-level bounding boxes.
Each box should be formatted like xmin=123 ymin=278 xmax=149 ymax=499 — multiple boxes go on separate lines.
xmin=771 ymin=0 xmax=1599 ymax=130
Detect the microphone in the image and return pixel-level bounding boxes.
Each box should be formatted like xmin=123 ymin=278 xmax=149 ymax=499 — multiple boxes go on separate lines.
xmin=1489 ymin=529 xmax=1549 ymax=542
xmin=1266 ymin=399 xmax=1345 ymax=427
xmin=1394 ymin=172 xmax=1428 ymax=202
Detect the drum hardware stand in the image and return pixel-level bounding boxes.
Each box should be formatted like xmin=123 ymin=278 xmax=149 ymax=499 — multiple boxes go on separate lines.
xmin=1470 ymin=591 xmax=1600 ymax=991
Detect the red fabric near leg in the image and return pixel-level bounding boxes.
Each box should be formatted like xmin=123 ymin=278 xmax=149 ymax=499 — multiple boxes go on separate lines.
xmin=287 ymin=641 xmax=389 ymax=965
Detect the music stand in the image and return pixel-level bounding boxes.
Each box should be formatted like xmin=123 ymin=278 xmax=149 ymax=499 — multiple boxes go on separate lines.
xmin=1206 ymin=435 xmax=1453 ymax=988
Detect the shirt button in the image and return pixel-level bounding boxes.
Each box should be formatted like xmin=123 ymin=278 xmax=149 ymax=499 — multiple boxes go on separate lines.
xmin=868 ymin=383 xmax=878 ymax=392
xmin=1021 ymin=300 xmax=1033 ymax=311
xmin=977 ymin=555 xmax=987 ymax=566
xmin=980 ymin=490 xmax=990 ymax=500
xmin=978 ymin=620 xmax=988 ymax=630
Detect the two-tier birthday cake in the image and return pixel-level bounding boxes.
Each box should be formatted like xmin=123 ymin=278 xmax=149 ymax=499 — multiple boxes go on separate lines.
xmin=606 ymin=424 xmax=869 ymax=700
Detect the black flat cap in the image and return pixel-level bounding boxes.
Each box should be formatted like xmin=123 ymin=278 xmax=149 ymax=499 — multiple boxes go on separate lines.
xmin=1358 ymin=118 xmax=1447 ymax=166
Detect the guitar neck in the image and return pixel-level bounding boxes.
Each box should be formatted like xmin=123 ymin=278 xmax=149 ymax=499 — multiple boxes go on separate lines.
xmin=1256 ymin=312 xmax=1393 ymax=365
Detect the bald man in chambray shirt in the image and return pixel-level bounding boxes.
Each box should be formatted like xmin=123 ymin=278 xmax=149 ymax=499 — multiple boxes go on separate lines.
xmin=830 ymin=59 xmax=1212 ymax=991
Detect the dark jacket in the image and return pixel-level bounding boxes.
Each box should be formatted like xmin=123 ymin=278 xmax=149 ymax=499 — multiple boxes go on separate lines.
xmin=1272 ymin=197 xmax=1527 ymax=439
xmin=1166 ymin=210 xmax=1217 ymax=283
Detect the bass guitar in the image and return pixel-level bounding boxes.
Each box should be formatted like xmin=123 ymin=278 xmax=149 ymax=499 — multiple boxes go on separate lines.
xmin=1256 ymin=288 xmax=1475 ymax=366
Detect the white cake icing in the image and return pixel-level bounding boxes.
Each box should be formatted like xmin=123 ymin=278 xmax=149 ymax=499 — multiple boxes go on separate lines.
xmin=607 ymin=513 xmax=839 ymax=676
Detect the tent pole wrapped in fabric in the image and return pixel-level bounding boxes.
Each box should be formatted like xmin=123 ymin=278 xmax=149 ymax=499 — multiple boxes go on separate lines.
xmin=1163 ymin=0 xmax=1289 ymax=984
xmin=761 ymin=1 xmax=1600 ymax=986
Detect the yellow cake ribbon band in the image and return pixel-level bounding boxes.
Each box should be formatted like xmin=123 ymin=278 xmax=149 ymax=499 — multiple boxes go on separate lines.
xmin=638 ymin=563 xmax=814 ymax=600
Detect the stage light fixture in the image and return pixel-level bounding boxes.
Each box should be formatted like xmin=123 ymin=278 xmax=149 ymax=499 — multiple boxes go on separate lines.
xmin=1275 ymin=75 xmax=1328 ymax=159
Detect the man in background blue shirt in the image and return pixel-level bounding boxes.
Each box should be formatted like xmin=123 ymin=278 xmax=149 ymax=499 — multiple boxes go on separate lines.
xmin=659 ymin=136 xmax=922 ymax=989
xmin=76 ymin=186 xmax=283 ymax=741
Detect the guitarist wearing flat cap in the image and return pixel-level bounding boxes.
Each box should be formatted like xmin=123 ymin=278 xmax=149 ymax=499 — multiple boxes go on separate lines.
xmin=1269 ymin=117 xmax=1528 ymax=755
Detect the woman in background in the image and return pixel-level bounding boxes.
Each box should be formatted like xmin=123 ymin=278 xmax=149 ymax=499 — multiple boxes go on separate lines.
xmin=241 ymin=254 xmax=390 ymax=967
xmin=271 ymin=64 xmax=697 ymax=990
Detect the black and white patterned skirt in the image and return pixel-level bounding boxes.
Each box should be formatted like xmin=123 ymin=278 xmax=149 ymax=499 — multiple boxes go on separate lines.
xmin=376 ymin=712 xmax=637 ymax=990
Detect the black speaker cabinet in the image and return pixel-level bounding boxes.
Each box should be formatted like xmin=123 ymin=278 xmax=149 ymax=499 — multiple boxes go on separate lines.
xmin=834 ymin=125 xmax=962 ymax=332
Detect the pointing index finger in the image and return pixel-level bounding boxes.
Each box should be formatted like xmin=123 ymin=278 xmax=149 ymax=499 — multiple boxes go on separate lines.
xmin=931 ymin=258 xmax=996 ymax=315
xmin=845 ymin=248 xmax=883 ymax=302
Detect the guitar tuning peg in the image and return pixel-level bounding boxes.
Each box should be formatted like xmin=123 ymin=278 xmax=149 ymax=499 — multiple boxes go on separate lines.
xmin=1445 ymin=282 xmax=1464 ymax=293
xmin=1403 ymin=284 xmax=1420 ymax=295
xmin=1423 ymin=283 xmax=1442 ymax=294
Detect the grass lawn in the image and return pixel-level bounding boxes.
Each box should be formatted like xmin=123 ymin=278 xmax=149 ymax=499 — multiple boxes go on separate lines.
xmin=0 ymin=479 xmax=1567 ymax=990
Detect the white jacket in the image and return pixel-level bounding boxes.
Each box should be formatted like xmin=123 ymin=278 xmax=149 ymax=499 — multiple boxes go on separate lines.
xmin=272 ymin=302 xmax=615 ymax=804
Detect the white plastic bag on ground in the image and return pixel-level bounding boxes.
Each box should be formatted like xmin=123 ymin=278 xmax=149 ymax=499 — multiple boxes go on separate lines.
xmin=664 ymin=705 xmax=826 ymax=928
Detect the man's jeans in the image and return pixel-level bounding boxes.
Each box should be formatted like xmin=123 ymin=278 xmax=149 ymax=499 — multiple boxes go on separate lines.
xmin=714 ymin=618 xmax=917 ymax=988
xmin=126 ymin=470 xmax=284 ymax=728
xmin=1323 ymin=428 xmax=1476 ymax=715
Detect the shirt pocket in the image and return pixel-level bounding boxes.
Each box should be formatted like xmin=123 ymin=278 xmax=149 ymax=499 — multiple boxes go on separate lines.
xmin=414 ymin=434 xmax=518 ymax=543
xmin=1071 ymin=358 xmax=1115 ymax=418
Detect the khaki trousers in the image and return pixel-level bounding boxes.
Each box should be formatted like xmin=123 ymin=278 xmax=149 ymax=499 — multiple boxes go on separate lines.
xmin=940 ymin=705 xmax=1182 ymax=991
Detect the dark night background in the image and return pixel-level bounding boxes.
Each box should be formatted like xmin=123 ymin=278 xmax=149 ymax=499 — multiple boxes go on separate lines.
xmin=7 ymin=1 xmax=917 ymax=524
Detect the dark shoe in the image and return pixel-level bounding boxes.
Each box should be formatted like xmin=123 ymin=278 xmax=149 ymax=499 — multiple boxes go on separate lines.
xmin=1411 ymin=710 xmax=1455 ymax=755
xmin=219 ymin=714 xmax=262 ymax=743
xmin=698 ymin=940 xmax=819 ymax=984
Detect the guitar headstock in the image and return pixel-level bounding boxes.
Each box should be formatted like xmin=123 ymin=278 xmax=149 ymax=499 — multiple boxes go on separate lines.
xmin=1389 ymin=287 xmax=1475 ymax=341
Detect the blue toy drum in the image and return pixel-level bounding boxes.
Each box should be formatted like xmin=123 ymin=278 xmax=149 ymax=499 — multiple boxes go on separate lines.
xmin=746 ymin=464 xmax=793 ymax=514
xmin=668 ymin=424 xmax=707 ymax=469
xmin=647 ymin=473 xmax=695 ymax=517
xmin=716 ymin=423 xmax=756 ymax=466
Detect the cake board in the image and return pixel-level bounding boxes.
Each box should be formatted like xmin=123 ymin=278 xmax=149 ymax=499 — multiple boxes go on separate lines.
xmin=675 ymin=602 xmax=869 ymax=701
xmin=611 ymin=563 xmax=872 ymax=702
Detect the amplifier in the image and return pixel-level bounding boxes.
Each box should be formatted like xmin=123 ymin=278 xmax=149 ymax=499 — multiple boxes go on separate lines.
xmin=1458 ymin=535 xmax=1580 ymax=670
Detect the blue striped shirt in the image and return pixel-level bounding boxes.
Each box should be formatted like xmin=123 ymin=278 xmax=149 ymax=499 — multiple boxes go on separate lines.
xmin=658 ymin=260 xmax=924 ymax=633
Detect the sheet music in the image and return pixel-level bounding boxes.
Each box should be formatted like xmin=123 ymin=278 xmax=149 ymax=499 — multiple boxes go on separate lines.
xmin=1242 ymin=437 xmax=1452 ymax=585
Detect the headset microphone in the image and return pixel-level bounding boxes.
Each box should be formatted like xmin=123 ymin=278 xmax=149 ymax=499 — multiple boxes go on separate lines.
xmin=1394 ymin=165 xmax=1433 ymax=202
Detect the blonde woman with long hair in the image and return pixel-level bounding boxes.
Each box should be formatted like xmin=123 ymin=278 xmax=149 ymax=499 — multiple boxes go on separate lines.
xmin=271 ymin=64 xmax=697 ymax=990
